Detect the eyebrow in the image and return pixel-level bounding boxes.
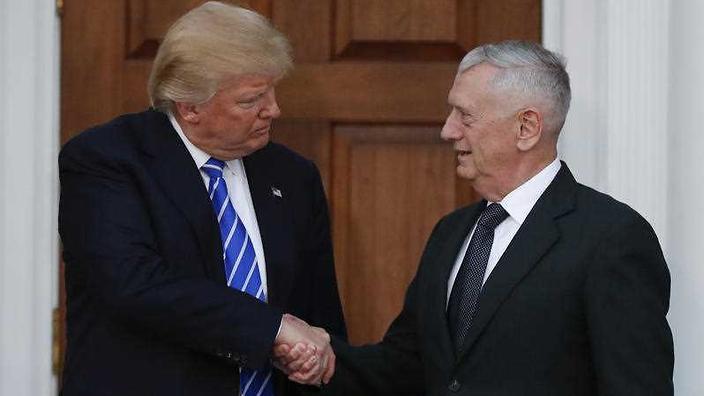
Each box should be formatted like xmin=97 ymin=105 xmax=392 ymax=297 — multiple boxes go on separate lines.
xmin=452 ymin=103 xmax=474 ymax=116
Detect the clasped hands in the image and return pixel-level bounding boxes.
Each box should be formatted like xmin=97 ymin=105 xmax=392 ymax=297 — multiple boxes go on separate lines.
xmin=272 ymin=313 xmax=335 ymax=386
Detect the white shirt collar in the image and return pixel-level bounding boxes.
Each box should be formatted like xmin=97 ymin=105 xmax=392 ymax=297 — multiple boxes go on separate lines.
xmin=168 ymin=111 xmax=211 ymax=170
xmin=495 ymin=158 xmax=561 ymax=225
xmin=167 ymin=111 xmax=244 ymax=174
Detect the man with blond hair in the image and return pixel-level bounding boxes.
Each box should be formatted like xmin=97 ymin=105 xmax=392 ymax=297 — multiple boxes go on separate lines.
xmin=59 ymin=2 xmax=344 ymax=395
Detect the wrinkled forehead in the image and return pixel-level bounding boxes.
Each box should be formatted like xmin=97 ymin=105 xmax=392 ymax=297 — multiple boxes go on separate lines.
xmin=219 ymin=73 xmax=282 ymax=89
xmin=448 ymin=63 xmax=501 ymax=107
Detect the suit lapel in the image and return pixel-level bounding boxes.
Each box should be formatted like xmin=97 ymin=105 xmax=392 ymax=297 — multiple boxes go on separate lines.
xmin=427 ymin=202 xmax=486 ymax=363
xmin=243 ymin=146 xmax=293 ymax=308
xmin=457 ymin=164 xmax=577 ymax=359
xmin=139 ymin=110 xmax=224 ymax=281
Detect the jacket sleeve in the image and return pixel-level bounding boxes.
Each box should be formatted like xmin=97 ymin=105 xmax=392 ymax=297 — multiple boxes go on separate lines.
xmin=59 ymin=138 xmax=282 ymax=369
xmin=584 ymin=212 xmax=674 ymax=395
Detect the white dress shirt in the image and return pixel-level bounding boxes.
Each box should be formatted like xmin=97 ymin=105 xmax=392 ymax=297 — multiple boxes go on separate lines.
xmin=168 ymin=112 xmax=269 ymax=297
xmin=446 ymin=159 xmax=561 ymax=304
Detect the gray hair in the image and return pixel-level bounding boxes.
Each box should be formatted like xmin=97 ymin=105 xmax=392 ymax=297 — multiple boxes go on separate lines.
xmin=148 ymin=1 xmax=293 ymax=112
xmin=458 ymin=40 xmax=571 ymax=135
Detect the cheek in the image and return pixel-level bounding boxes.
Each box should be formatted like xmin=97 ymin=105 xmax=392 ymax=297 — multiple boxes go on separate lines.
xmin=234 ymin=110 xmax=260 ymax=129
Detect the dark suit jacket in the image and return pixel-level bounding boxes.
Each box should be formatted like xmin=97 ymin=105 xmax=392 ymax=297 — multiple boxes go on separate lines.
xmin=58 ymin=109 xmax=346 ymax=396
xmin=327 ymin=163 xmax=673 ymax=396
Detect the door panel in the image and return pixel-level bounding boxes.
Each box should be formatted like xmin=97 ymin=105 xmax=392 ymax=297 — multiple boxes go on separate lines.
xmin=60 ymin=0 xmax=540 ymax=370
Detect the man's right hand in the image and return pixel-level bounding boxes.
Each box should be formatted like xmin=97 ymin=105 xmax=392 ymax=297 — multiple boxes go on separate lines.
xmin=273 ymin=314 xmax=336 ymax=385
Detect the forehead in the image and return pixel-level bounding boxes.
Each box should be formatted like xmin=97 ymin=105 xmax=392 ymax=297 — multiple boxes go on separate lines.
xmin=218 ymin=74 xmax=278 ymax=94
xmin=447 ymin=63 xmax=499 ymax=108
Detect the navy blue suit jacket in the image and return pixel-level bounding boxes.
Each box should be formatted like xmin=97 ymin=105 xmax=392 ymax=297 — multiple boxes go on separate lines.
xmin=58 ymin=109 xmax=346 ymax=396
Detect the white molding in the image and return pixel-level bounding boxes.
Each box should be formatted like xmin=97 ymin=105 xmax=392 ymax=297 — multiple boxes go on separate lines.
xmin=544 ymin=0 xmax=607 ymax=192
xmin=544 ymin=0 xmax=669 ymax=246
xmin=603 ymin=0 xmax=669 ymax=246
xmin=0 ymin=0 xmax=60 ymax=395
xmin=668 ymin=1 xmax=704 ymax=393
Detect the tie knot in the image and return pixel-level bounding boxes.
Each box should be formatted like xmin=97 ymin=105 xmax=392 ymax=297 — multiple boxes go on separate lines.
xmin=478 ymin=203 xmax=508 ymax=229
xmin=202 ymin=158 xmax=225 ymax=179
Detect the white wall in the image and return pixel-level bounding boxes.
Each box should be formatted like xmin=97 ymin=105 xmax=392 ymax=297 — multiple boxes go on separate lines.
xmin=668 ymin=1 xmax=704 ymax=394
xmin=0 ymin=0 xmax=60 ymax=395
xmin=545 ymin=0 xmax=669 ymax=242
xmin=545 ymin=0 xmax=703 ymax=394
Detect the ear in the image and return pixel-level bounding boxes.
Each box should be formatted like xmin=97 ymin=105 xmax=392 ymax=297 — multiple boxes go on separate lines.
xmin=515 ymin=107 xmax=543 ymax=151
xmin=173 ymin=101 xmax=202 ymax=125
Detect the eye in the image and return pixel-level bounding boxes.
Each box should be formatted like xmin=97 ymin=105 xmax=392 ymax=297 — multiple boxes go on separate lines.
xmin=459 ymin=112 xmax=474 ymax=127
xmin=237 ymin=93 xmax=264 ymax=109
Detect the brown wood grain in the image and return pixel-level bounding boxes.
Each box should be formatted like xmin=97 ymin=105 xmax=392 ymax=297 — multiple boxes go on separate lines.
xmin=61 ymin=0 xmax=125 ymax=141
xmin=271 ymin=120 xmax=332 ymax=193
xmin=273 ymin=1 xmax=332 ymax=62
xmin=475 ymin=0 xmax=542 ymax=44
xmin=351 ymin=0 xmax=457 ymax=42
xmin=332 ymin=125 xmax=460 ymax=343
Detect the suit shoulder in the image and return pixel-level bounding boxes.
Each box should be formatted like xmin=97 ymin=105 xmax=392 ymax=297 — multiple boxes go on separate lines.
xmin=574 ymin=183 xmax=655 ymax=233
xmin=60 ymin=110 xmax=163 ymax=159
xmin=431 ymin=202 xmax=482 ymax=234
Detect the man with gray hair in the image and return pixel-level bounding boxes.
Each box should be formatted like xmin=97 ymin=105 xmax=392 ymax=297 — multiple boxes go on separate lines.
xmin=277 ymin=40 xmax=674 ymax=395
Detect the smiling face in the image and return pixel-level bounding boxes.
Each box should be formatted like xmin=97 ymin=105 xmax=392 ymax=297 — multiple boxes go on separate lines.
xmin=175 ymin=74 xmax=281 ymax=160
xmin=440 ymin=63 xmax=524 ymax=200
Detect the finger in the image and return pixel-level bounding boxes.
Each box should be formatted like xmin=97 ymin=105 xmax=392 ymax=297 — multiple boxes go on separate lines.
xmin=289 ymin=368 xmax=322 ymax=385
xmin=272 ymin=359 xmax=291 ymax=375
xmin=287 ymin=353 xmax=316 ymax=373
xmin=285 ymin=344 xmax=310 ymax=371
xmin=281 ymin=343 xmax=306 ymax=366
xmin=322 ymin=351 xmax=336 ymax=384
xmin=289 ymin=356 xmax=324 ymax=384
xmin=299 ymin=354 xmax=319 ymax=373
xmin=273 ymin=344 xmax=291 ymax=358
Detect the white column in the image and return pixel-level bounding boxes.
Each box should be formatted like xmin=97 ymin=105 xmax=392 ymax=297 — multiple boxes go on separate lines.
xmin=668 ymin=1 xmax=704 ymax=394
xmin=603 ymin=0 xmax=669 ymax=245
xmin=544 ymin=0 xmax=669 ymax=244
xmin=543 ymin=0 xmax=606 ymax=191
xmin=0 ymin=0 xmax=60 ymax=395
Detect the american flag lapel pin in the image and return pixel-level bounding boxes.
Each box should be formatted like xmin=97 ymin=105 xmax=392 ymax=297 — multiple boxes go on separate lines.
xmin=271 ymin=186 xmax=283 ymax=198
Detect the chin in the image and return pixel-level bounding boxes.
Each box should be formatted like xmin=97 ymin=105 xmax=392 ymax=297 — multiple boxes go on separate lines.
xmin=243 ymin=137 xmax=269 ymax=156
xmin=456 ymin=166 xmax=477 ymax=181
xmin=254 ymin=135 xmax=270 ymax=149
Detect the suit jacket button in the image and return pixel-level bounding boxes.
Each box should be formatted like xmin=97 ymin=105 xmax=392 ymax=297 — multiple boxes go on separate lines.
xmin=448 ymin=379 xmax=461 ymax=392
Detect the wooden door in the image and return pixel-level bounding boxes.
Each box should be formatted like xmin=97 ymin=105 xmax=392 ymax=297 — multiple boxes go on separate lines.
xmin=60 ymin=0 xmax=540 ymax=371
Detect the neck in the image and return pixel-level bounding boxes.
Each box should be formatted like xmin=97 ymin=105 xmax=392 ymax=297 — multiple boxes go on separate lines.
xmin=480 ymin=154 xmax=557 ymax=202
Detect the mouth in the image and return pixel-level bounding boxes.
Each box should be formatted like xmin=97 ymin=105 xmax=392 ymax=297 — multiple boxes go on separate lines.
xmin=253 ymin=125 xmax=271 ymax=135
xmin=457 ymin=149 xmax=472 ymax=158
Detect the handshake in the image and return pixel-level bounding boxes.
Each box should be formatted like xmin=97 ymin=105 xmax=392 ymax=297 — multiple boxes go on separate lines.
xmin=272 ymin=314 xmax=336 ymax=386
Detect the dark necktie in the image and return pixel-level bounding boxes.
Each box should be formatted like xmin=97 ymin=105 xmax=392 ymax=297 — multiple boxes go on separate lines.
xmin=447 ymin=203 xmax=508 ymax=353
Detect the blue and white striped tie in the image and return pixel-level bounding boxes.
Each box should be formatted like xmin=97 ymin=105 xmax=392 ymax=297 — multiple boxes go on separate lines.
xmin=202 ymin=158 xmax=274 ymax=396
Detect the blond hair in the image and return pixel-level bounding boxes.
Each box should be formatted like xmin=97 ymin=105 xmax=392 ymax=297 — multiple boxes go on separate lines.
xmin=148 ymin=1 xmax=293 ymax=112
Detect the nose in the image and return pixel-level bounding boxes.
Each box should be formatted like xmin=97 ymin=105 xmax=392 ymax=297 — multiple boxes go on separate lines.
xmin=440 ymin=109 xmax=462 ymax=141
xmin=260 ymin=88 xmax=281 ymax=119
